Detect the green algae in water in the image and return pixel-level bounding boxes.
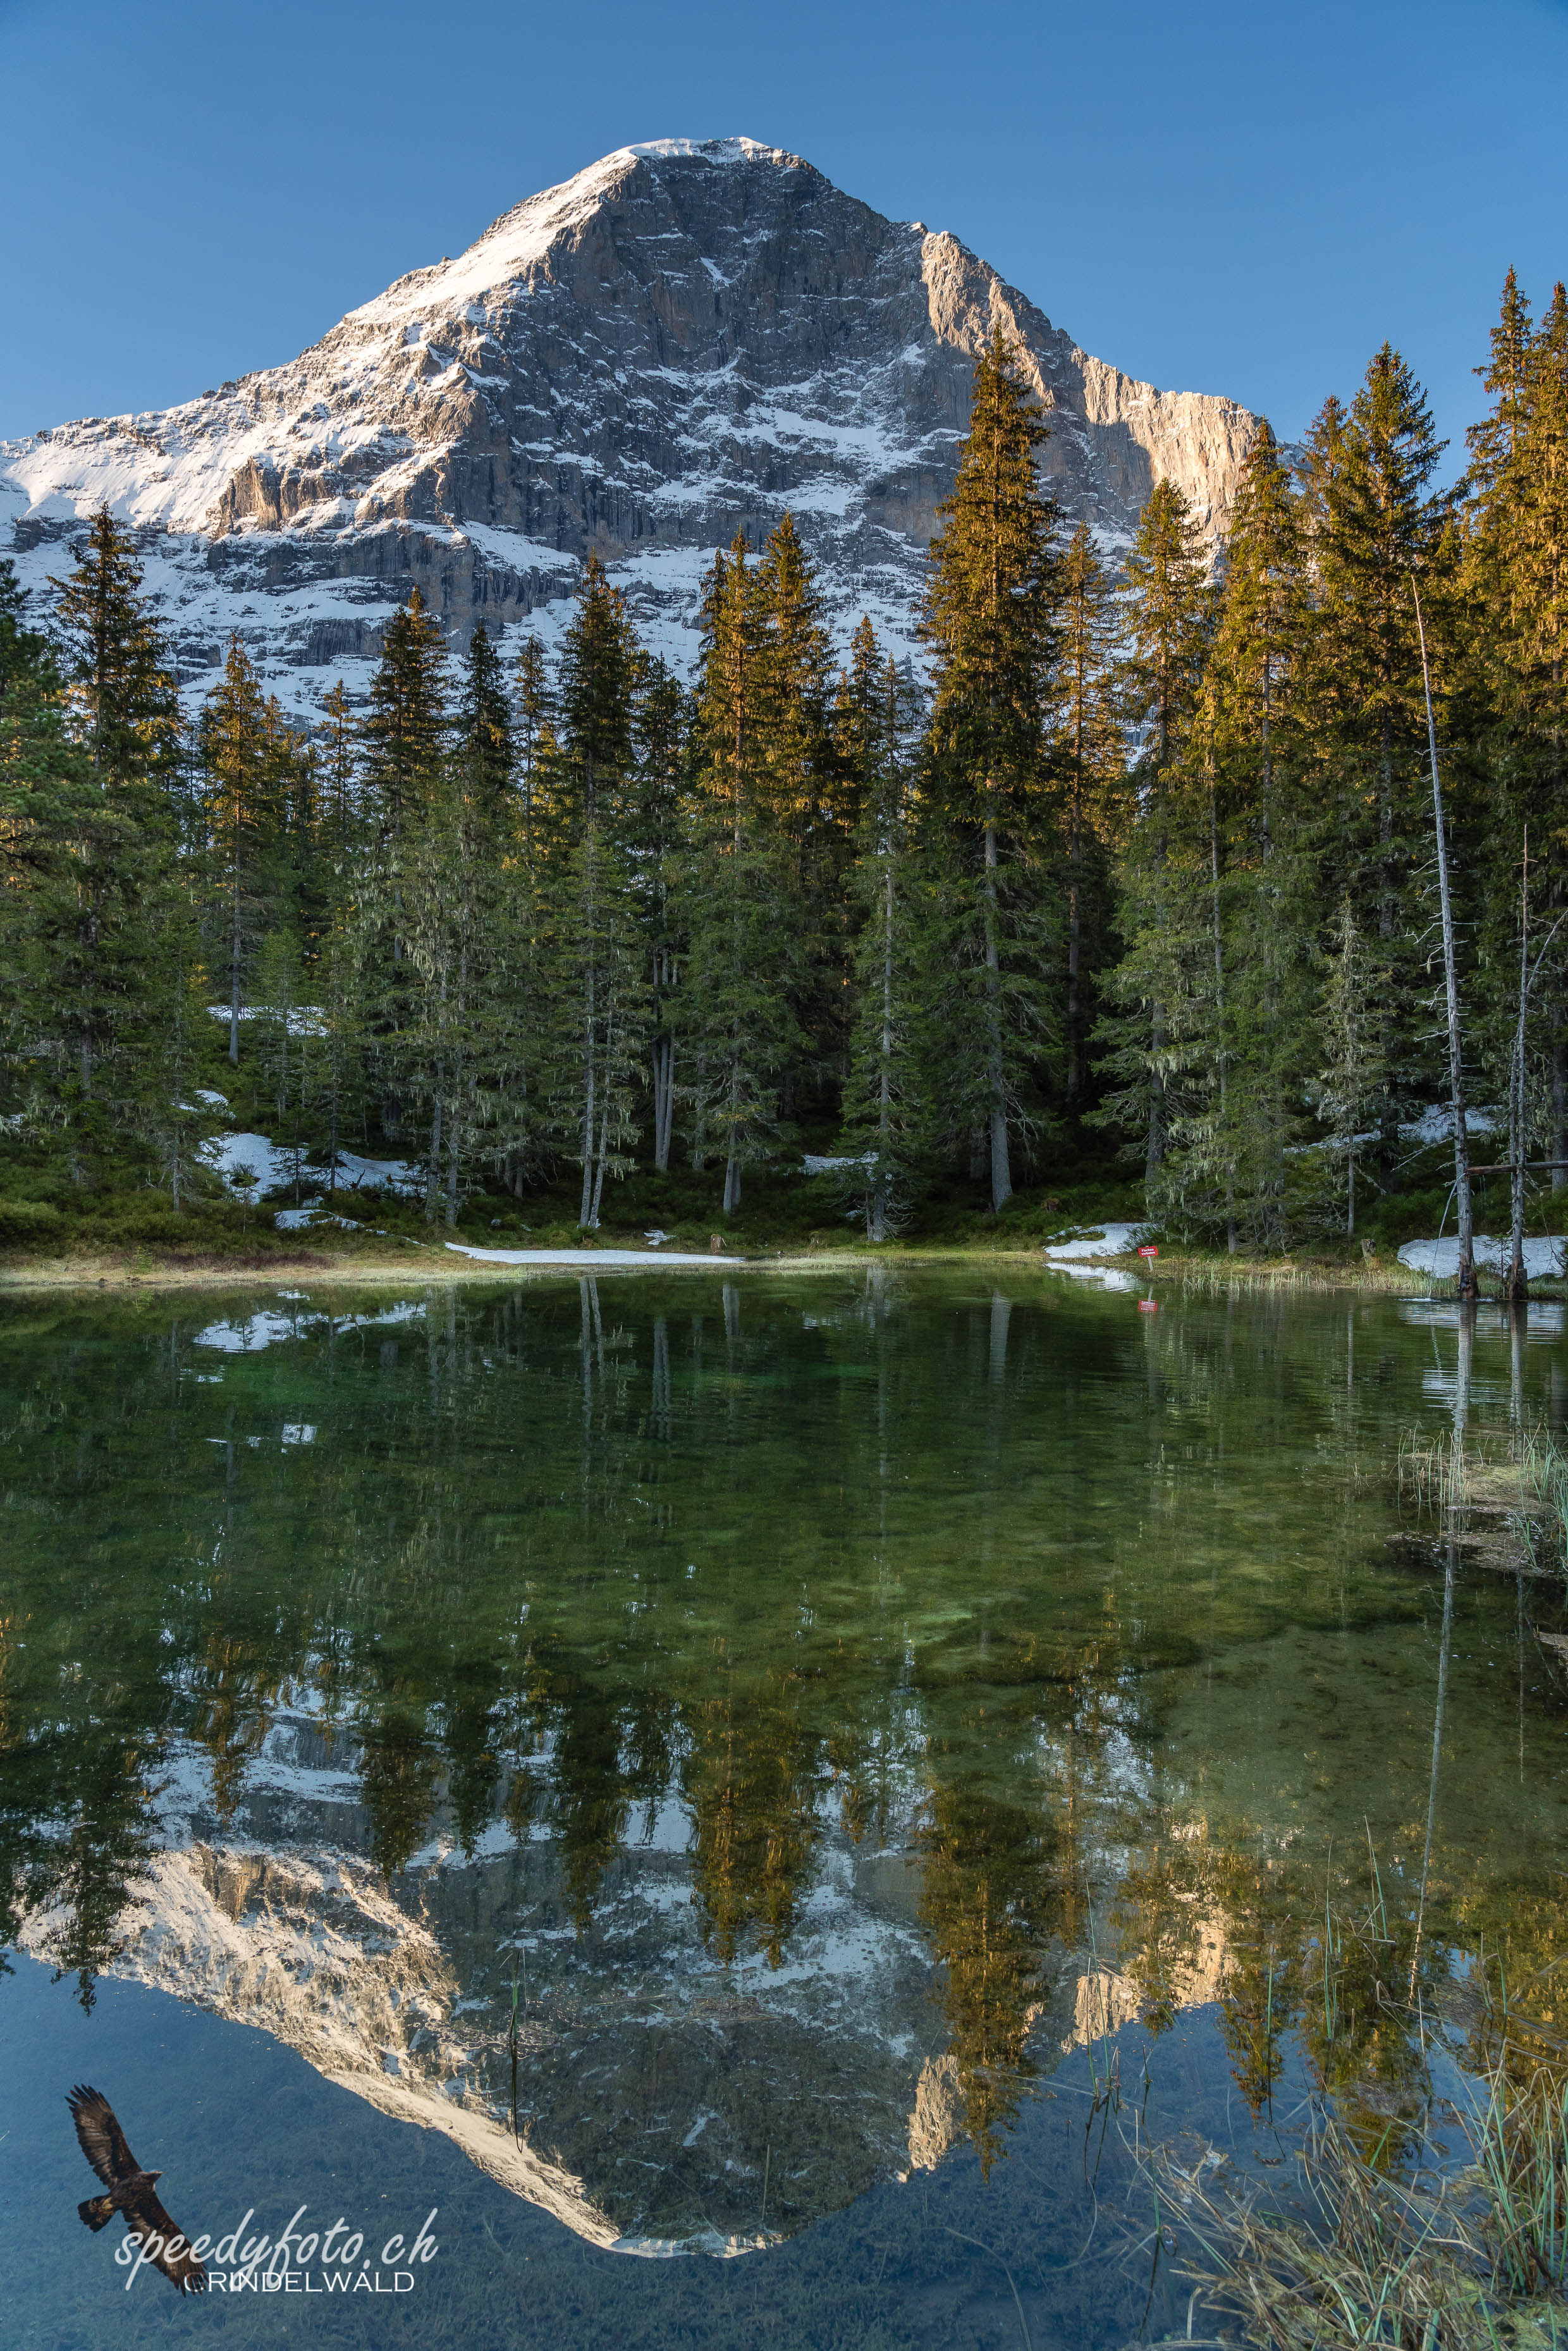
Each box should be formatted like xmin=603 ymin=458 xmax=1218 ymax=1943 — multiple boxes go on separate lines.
xmin=3 ymin=1270 xmax=1567 ymax=2343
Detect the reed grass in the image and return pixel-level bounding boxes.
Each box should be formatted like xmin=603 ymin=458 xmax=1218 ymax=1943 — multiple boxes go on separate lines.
xmin=1144 ymin=1904 xmax=1568 ymax=2349
xmin=1397 ymin=1425 xmax=1568 ymax=1547
xmin=1153 ymin=2097 xmax=1568 ymax=2350
xmin=1165 ymin=1258 xmax=1437 ymax=1301
xmin=1144 ymin=1423 xmax=1568 ymax=2345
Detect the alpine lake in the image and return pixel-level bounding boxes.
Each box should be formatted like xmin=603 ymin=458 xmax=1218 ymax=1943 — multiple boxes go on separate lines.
xmin=4 ymin=1261 xmax=1567 ymax=2349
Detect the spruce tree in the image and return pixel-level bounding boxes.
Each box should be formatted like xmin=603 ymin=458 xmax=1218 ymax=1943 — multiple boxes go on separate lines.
xmin=319 ymin=679 xmax=360 ymax=869
xmin=356 ymin=589 xmax=451 ymax=1147
xmin=1173 ymin=426 xmax=1315 ymax=1246
xmin=1093 ymin=478 xmax=1211 ymax=1181
xmin=513 ymin=634 xmax=553 ymax=869
xmin=835 ymin=644 xmax=927 ymax=1237
xmin=0 ymin=563 xmax=90 ymax=1161
xmin=1051 ymin=525 xmax=1124 ymax=1103
xmin=1318 ymin=899 xmax=1379 ymax=1234
xmin=458 ymin=621 xmax=515 ymax=808
xmin=630 ymin=654 xmax=691 ymax=1172
xmin=1300 ymin=345 xmax=1454 ymax=1171
xmin=42 ymin=511 xmax=185 ymax=1174
xmin=396 ymin=757 xmax=511 ymax=1224
xmin=54 ymin=504 xmax=181 ymax=790
xmin=677 ymin=534 xmax=805 ymax=1215
xmin=0 ymin=555 xmax=50 ymax=692
xmin=549 ymin=555 xmax=647 ymax=1226
xmin=922 ymin=331 xmax=1062 ymax=1211
xmin=198 ymin=637 xmax=281 ymax=1066
xmin=754 ymin=513 xmax=840 ymax=1109
xmin=360 ymin=587 xmax=450 ymax=849
xmin=1467 ymin=279 xmax=1568 ymax=1184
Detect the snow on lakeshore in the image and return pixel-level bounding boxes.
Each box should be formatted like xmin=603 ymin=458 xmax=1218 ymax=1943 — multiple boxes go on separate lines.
xmin=1039 ymin=1225 xmax=1151 ymax=1293
xmin=1042 ymin=1223 xmax=1151 ymax=1261
xmin=1397 ymin=1234 xmax=1567 ymax=1279
xmin=444 ymin=1243 xmax=742 ymax=1269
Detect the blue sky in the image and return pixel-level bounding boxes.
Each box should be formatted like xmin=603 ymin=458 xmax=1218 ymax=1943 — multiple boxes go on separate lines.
xmin=2 ymin=0 xmax=1564 ymax=467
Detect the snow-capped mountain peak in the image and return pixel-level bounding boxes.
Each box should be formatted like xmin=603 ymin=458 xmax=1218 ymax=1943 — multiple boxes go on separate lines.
xmin=1 ymin=138 xmax=1261 ymax=720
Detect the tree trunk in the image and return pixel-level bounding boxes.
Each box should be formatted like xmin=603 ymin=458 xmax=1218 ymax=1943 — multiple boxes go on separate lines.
xmin=1149 ymin=766 xmax=1168 ymax=1180
xmin=230 ymin=873 xmax=242 ymax=1067
xmin=690 ymin=1051 xmax=708 ymax=1174
xmin=1066 ymin=766 xmax=1082 ymax=1103
xmin=589 ymin=1017 xmax=614 ymax=1228
xmin=1377 ymin=732 xmax=1397 ymax=1169
xmin=579 ymin=952 xmax=596 ymax=1230
xmin=871 ymin=858 xmax=893 ymax=1244
xmin=1414 ymin=582 xmax=1477 ymax=1300
xmin=983 ymin=816 xmax=1012 ymax=1213
xmin=652 ymin=1034 xmax=675 ymax=1174
xmin=1506 ymin=839 xmax=1531 ymax=1303
xmin=426 ymin=1078 xmax=444 ymax=1225
xmin=444 ymin=1072 xmax=461 ymax=1229
xmin=1210 ymin=783 xmax=1235 ymax=1251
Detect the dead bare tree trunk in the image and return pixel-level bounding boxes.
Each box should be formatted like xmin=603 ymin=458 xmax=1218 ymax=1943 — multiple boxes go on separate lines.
xmin=1507 ymin=837 xmax=1531 ymax=1303
xmin=1413 ymin=579 xmax=1477 ymax=1301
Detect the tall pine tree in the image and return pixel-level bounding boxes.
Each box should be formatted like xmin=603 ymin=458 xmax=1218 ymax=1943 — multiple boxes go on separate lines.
xmin=922 ymin=332 xmax=1062 ymax=1211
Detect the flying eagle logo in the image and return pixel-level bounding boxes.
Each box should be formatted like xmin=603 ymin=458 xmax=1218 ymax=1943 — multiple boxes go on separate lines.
xmin=66 ymin=2084 xmax=208 ymax=2293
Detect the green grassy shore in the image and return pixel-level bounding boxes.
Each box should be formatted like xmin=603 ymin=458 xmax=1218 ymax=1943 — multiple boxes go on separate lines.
xmin=2 ymin=1140 xmax=1563 ymax=1296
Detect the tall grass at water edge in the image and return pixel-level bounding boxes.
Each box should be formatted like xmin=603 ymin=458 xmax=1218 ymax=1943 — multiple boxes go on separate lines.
xmin=1127 ymin=1875 xmax=1568 ymax=2350
xmin=1127 ymin=1428 xmax=1568 ymax=2348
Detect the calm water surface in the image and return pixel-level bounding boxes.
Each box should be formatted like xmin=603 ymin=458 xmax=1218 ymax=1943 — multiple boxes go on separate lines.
xmin=3 ymin=1267 xmax=1567 ymax=2347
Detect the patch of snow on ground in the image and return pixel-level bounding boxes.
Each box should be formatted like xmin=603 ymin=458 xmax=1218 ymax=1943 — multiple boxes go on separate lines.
xmin=200 ymin=1131 xmax=296 ymax=1193
xmin=444 ymin=1243 xmax=741 ymax=1269
xmin=1400 ymin=1105 xmax=1502 ymax=1147
xmin=207 ymin=1004 xmax=327 ymax=1036
xmin=202 ymin=1131 xmax=417 ymax=1198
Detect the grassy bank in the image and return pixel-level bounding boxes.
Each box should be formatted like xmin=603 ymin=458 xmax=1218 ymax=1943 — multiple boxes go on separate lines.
xmin=2 ymin=1127 xmax=1566 ymax=1294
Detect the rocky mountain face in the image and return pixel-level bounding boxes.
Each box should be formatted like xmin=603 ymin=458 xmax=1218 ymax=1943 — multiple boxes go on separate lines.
xmin=0 ymin=137 xmax=1261 ymax=718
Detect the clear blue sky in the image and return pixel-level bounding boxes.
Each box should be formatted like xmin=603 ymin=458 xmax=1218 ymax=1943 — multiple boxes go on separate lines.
xmin=2 ymin=0 xmax=1564 ymax=469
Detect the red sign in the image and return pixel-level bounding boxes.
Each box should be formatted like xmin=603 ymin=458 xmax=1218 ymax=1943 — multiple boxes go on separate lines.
xmin=1137 ymin=1244 xmax=1159 ymax=1260
xmin=1137 ymin=1298 xmax=1160 ymax=1314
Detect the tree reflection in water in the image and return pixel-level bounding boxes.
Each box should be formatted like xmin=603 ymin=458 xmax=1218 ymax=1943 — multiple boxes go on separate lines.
xmin=2 ymin=1274 xmax=1565 ymax=2216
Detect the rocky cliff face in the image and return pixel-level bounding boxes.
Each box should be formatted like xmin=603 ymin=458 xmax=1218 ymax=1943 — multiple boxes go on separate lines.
xmin=0 ymin=137 xmax=1260 ymax=717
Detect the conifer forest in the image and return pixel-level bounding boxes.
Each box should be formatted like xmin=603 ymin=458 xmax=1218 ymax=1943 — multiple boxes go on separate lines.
xmin=4 ymin=278 xmax=1566 ymax=1259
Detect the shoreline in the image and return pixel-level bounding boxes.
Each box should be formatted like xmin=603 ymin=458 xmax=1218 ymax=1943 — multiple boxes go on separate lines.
xmin=0 ymin=1241 xmax=1534 ymax=1299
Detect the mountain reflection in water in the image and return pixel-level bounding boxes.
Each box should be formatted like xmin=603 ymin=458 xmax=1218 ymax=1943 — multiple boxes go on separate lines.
xmin=4 ymin=1270 xmax=1568 ymax=2254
